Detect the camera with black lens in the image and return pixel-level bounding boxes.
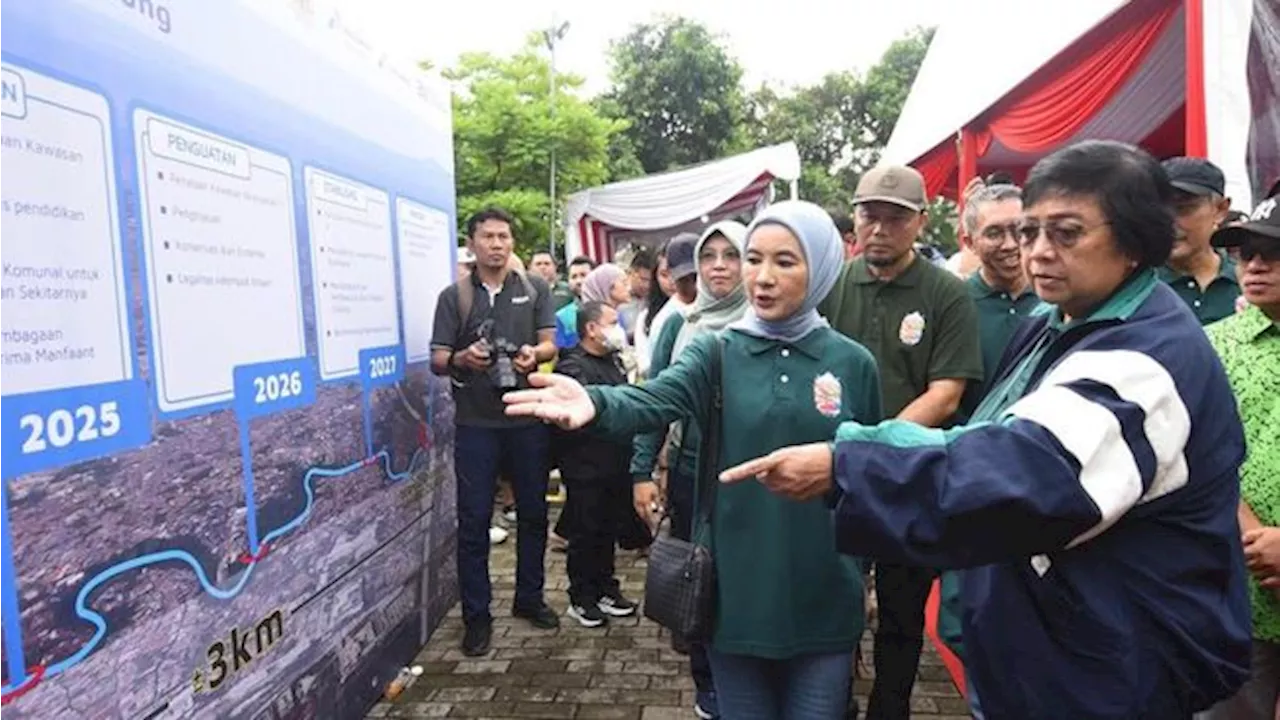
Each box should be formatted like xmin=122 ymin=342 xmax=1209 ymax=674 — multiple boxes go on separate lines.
xmin=477 ymin=319 xmax=521 ymax=390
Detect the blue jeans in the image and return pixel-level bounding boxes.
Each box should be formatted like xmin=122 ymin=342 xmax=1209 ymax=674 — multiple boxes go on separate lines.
xmin=707 ymin=648 xmax=852 ymax=720
xmin=454 ymin=423 xmax=550 ymax=625
xmin=967 ymin=668 xmax=984 ymax=719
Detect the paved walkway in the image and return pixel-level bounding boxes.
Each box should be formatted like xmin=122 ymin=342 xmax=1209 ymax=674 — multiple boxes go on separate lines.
xmin=369 ymin=530 xmax=969 ymax=719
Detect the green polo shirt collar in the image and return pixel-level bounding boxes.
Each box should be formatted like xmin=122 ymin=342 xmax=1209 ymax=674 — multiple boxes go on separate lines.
xmin=734 ymin=327 xmax=826 ymax=360
xmin=1047 ymin=268 xmax=1159 ymax=331
xmin=967 ymin=271 xmax=1036 ymax=302
xmin=1156 ymin=249 xmax=1240 ymax=324
xmin=1234 ymin=303 xmax=1280 ymax=341
xmin=852 ymin=254 xmax=923 ymax=287
xmin=1156 ymin=248 xmax=1237 ymax=285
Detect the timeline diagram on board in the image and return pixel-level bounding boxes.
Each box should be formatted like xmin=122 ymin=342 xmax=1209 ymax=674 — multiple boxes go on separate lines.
xmin=0 ymin=48 xmax=458 ymax=720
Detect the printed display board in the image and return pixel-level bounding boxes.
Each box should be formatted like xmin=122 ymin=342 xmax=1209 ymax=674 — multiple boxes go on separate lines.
xmin=0 ymin=1 xmax=460 ymax=717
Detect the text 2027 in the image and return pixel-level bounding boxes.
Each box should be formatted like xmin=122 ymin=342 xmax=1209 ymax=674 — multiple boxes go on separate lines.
xmin=19 ymin=401 xmax=121 ymax=454
xmin=367 ymin=355 xmax=397 ymax=379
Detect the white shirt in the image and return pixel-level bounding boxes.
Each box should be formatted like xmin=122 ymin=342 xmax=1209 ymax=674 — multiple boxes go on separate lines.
xmin=634 ymin=297 xmax=688 ymax=378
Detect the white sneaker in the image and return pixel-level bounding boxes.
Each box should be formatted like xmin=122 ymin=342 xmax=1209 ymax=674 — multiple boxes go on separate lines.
xmin=489 ymin=526 xmax=509 ymax=545
xmin=566 ymin=603 xmax=608 ymax=628
xmin=502 ymin=506 xmax=517 ymax=524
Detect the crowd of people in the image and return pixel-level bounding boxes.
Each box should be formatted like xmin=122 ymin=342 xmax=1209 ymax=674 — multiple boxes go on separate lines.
xmin=433 ymin=139 xmax=1279 ymax=720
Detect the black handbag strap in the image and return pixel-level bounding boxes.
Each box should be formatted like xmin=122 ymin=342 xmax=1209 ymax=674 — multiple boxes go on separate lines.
xmin=692 ymin=334 xmax=725 ymax=543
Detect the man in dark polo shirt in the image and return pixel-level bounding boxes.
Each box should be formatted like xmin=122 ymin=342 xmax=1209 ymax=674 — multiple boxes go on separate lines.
xmin=1158 ymin=157 xmax=1240 ymax=324
xmin=819 ymin=165 xmax=983 ymax=720
xmin=944 ymin=181 xmax=1043 ymax=717
xmin=960 ymin=183 xmax=1043 ymax=393
xmin=431 ymin=207 xmax=560 ymax=656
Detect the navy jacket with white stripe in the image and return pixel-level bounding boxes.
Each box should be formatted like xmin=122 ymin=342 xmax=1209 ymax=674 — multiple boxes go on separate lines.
xmin=829 ymin=273 xmax=1250 ymax=719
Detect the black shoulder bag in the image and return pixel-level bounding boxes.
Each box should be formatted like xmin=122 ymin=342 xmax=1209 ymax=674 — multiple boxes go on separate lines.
xmin=642 ymin=335 xmax=723 ymax=642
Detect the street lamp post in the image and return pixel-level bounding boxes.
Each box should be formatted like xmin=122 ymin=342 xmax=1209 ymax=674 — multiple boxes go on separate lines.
xmin=543 ymin=18 xmax=569 ymax=262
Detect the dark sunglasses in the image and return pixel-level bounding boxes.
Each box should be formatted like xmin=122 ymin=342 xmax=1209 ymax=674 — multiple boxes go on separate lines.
xmin=1016 ymin=221 xmax=1109 ymax=249
xmin=1226 ymin=241 xmax=1280 ymax=263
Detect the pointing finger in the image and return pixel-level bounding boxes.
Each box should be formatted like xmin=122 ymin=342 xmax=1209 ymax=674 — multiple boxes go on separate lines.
xmin=719 ymin=454 xmax=777 ymax=483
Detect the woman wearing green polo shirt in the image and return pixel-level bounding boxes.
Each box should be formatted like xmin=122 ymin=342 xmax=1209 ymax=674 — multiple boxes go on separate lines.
xmin=506 ymin=201 xmax=883 ymax=719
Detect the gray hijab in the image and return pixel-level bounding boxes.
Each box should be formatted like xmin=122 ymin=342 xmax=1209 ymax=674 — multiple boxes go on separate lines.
xmin=671 ymin=220 xmax=748 ymax=359
xmin=729 ymin=201 xmax=843 ymax=343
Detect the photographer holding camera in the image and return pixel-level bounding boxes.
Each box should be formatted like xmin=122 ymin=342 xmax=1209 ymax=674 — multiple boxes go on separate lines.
xmin=431 ymin=207 xmax=559 ymax=657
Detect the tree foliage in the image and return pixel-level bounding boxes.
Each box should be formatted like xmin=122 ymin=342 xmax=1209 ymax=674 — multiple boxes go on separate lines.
xmin=745 ymin=27 xmax=935 ymax=214
xmin=437 ymin=21 xmax=948 ymax=260
xmin=600 ymin=16 xmax=746 ymax=174
xmin=446 ymin=36 xmax=631 ymax=257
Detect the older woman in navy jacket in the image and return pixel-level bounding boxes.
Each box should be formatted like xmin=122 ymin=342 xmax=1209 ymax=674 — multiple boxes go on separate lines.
xmin=723 ymin=141 xmax=1251 ymax=720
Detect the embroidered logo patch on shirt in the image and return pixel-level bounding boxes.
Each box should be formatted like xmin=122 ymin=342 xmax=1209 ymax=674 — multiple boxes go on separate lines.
xmin=899 ymin=311 xmax=926 ymax=346
xmin=813 ymin=372 xmax=842 ymax=417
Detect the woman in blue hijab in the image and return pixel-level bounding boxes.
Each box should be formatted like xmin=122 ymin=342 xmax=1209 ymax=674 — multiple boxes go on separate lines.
xmin=506 ymin=201 xmax=884 ymax=719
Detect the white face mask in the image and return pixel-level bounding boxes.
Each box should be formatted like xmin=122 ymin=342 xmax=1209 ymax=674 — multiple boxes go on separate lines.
xmin=601 ymin=324 xmax=627 ymax=351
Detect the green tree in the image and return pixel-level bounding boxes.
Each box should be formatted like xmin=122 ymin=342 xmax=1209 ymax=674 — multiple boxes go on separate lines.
xmin=444 ymin=36 xmax=627 ymax=258
xmin=601 ymin=16 xmax=746 ymax=173
xmin=747 ymin=27 xmax=938 ymax=222
xmin=593 ymin=95 xmax=647 ymax=182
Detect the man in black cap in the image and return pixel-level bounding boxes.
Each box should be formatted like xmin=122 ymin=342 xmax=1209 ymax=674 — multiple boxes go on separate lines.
xmin=1201 ymin=192 xmax=1280 ymax=719
xmin=1158 ymin=157 xmax=1241 ymax=324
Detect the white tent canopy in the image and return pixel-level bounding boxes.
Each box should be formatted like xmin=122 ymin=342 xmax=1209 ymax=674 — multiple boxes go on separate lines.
xmin=563 ymin=142 xmax=802 ymax=263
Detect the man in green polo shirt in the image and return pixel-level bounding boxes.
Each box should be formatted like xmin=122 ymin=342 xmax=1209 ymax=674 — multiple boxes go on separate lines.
xmin=959 ymin=183 xmax=1043 ymax=392
xmin=1202 ymin=193 xmax=1280 ymax=719
xmin=942 ymin=181 xmax=1043 ymax=717
xmin=1158 ymin=157 xmax=1240 ymax=324
xmin=819 ymin=164 xmax=983 ymax=720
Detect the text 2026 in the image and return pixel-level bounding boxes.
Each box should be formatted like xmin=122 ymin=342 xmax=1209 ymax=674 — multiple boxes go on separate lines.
xmin=253 ymin=371 xmax=303 ymax=404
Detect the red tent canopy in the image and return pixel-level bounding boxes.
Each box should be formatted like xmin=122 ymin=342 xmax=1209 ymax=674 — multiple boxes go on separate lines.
xmin=909 ymin=0 xmax=1191 ymax=199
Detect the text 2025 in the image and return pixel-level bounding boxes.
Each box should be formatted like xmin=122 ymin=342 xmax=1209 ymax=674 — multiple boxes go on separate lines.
xmin=20 ymin=401 xmax=121 ymax=454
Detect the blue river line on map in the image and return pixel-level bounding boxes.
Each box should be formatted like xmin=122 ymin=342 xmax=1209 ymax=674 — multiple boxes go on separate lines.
xmin=1 ymin=384 xmax=434 ymax=696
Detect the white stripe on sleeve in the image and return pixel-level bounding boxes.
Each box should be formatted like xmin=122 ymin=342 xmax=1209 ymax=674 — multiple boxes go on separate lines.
xmin=1005 ymin=385 xmax=1143 ymax=547
xmin=1039 ymin=350 xmax=1190 ymax=503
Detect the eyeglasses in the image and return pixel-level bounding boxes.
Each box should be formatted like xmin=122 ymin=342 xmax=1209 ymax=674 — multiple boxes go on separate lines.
xmin=698 ymin=249 xmax=740 ymax=264
xmin=978 ymin=222 xmax=1020 ymax=243
xmin=1227 ymin=241 xmax=1280 ymax=263
xmin=1016 ymin=221 xmax=1110 ymax=250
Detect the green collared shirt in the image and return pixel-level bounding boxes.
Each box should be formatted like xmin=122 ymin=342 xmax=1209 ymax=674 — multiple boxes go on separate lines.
xmin=1157 ymin=250 xmax=1240 ymax=325
xmin=589 ymin=328 xmax=882 ymax=657
xmin=966 ymin=272 xmax=1044 ymax=388
xmin=1206 ymin=305 xmax=1280 ymax=642
xmin=551 ymin=280 xmax=575 ymax=310
xmin=820 ymin=256 xmax=984 ymax=417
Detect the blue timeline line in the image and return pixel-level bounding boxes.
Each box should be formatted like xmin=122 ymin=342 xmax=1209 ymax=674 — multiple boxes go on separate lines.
xmin=0 ymin=378 xmax=435 ymax=697
xmin=239 ymin=421 xmax=262 ymax=558
xmin=2 ymin=482 xmax=27 ymax=685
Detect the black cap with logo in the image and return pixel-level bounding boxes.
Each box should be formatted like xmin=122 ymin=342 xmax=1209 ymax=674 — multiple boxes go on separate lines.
xmin=1211 ymin=195 xmax=1280 ymax=247
xmin=1162 ymin=157 xmax=1226 ymax=197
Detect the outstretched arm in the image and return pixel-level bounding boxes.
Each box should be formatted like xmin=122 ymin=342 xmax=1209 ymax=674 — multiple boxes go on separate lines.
xmin=724 ymin=349 xmax=1198 ymax=569
xmin=507 ymin=334 xmax=716 ymax=444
